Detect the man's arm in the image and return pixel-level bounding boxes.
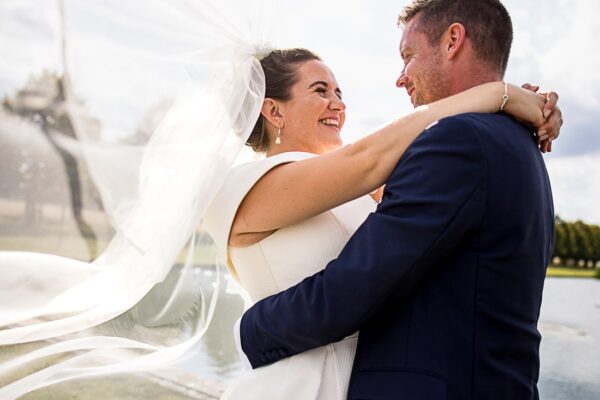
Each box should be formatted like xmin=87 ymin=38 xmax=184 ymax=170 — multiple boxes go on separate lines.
xmin=241 ymin=116 xmax=487 ymax=368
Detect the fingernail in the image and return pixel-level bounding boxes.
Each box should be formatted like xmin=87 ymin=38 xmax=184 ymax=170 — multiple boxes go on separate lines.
xmin=544 ymin=109 xmax=552 ymax=118
xmin=538 ymin=130 xmax=547 ymax=137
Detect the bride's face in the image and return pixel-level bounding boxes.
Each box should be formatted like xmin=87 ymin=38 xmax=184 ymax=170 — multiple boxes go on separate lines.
xmin=277 ymin=60 xmax=346 ymax=155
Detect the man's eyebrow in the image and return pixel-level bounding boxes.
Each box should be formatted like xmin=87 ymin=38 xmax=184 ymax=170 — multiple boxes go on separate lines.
xmin=308 ymin=81 xmax=342 ymax=96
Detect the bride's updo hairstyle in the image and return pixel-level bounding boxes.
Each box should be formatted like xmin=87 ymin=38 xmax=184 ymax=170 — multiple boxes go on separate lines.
xmin=247 ymin=48 xmax=322 ymax=153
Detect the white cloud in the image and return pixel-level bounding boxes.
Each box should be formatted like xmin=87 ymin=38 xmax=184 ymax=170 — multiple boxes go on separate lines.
xmin=506 ymin=0 xmax=600 ymax=109
xmin=504 ymin=0 xmax=600 ymax=223
xmin=0 ymin=1 xmax=61 ymax=94
xmin=546 ymin=151 xmax=600 ymax=225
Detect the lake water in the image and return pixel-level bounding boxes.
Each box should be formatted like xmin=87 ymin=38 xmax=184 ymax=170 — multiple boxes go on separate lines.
xmin=537 ymin=278 xmax=600 ymax=399
xmin=177 ymin=277 xmax=600 ymax=398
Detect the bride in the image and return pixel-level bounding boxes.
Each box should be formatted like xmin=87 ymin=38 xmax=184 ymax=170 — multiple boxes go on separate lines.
xmin=203 ymin=48 xmax=561 ymax=399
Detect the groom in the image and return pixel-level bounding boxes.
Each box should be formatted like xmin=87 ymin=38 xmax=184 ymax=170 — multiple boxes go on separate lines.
xmin=239 ymin=0 xmax=554 ymax=398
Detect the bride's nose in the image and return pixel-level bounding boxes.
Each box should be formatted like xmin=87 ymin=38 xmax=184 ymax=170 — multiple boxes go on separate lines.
xmin=330 ymin=96 xmax=346 ymax=111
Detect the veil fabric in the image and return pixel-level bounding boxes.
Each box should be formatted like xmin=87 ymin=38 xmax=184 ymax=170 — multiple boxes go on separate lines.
xmin=0 ymin=0 xmax=273 ymax=397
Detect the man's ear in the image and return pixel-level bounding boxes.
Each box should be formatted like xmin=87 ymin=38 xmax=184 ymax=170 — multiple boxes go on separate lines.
xmin=261 ymin=98 xmax=284 ymax=128
xmin=443 ymin=23 xmax=467 ymax=61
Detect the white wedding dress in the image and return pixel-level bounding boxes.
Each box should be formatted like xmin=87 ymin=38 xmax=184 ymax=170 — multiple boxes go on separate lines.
xmin=204 ymin=151 xmax=377 ymax=399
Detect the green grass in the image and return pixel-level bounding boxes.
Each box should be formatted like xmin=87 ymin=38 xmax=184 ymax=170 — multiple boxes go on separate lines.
xmin=547 ymin=265 xmax=599 ymax=279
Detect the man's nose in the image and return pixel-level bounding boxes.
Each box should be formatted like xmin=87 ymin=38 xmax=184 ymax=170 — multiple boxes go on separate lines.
xmin=396 ymin=73 xmax=408 ymax=88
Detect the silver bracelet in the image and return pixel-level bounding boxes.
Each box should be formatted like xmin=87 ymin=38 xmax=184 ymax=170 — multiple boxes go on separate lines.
xmin=500 ymin=82 xmax=509 ymax=111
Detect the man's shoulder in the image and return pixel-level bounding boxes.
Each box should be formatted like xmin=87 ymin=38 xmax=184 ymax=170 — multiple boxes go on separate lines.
xmin=442 ymin=112 xmax=507 ymax=122
xmin=388 ymin=113 xmax=488 ymax=183
xmin=420 ymin=112 xmax=527 ymax=147
xmin=412 ymin=113 xmax=487 ymax=149
xmin=436 ymin=112 xmax=524 ymax=133
xmin=435 ymin=112 xmax=504 ymax=129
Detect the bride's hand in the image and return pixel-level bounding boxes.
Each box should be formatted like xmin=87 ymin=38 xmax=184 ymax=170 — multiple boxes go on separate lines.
xmin=522 ymin=83 xmax=563 ymax=153
xmin=503 ymin=83 xmax=562 ymax=153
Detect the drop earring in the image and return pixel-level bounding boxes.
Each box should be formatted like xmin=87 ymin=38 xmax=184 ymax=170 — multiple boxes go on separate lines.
xmin=275 ymin=126 xmax=282 ymax=145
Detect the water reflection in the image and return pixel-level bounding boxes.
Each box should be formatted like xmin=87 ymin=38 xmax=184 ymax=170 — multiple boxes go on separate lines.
xmin=538 ymin=278 xmax=600 ymax=399
xmin=175 ymin=278 xmax=245 ymax=382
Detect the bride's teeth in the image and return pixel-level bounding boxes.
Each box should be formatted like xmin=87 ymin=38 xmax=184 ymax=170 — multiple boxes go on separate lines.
xmin=320 ymin=119 xmax=339 ymax=127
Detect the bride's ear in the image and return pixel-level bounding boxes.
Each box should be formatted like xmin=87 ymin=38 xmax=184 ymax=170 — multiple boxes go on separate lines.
xmin=261 ymin=98 xmax=284 ymax=128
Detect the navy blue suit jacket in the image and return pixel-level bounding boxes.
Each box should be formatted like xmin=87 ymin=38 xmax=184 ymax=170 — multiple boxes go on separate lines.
xmin=240 ymin=113 xmax=554 ymax=400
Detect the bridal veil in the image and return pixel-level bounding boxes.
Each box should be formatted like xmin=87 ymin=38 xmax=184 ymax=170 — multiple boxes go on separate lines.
xmin=0 ymin=0 xmax=274 ymax=397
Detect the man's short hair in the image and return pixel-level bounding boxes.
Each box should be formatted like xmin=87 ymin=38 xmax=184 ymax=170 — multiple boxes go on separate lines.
xmin=398 ymin=0 xmax=513 ymax=75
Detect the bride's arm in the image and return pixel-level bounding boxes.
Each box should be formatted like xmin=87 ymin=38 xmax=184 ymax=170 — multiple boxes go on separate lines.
xmin=230 ymin=82 xmax=549 ymax=246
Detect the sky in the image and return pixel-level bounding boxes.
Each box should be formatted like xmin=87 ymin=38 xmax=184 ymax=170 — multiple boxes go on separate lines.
xmin=1 ymin=0 xmax=599 ymax=223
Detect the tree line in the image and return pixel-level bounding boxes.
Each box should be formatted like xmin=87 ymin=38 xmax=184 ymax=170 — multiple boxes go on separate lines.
xmin=553 ymin=217 xmax=600 ymax=268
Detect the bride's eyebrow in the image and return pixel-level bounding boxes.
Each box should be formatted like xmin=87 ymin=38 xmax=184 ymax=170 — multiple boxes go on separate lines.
xmin=308 ymin=80 xmax=328 ymax=89
xmin=308 ymin=81 xmax=343 ymax=97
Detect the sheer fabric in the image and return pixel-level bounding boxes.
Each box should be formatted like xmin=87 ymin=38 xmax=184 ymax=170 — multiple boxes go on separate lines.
xmin=0 ymin=0 xmax=273 ymax=397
